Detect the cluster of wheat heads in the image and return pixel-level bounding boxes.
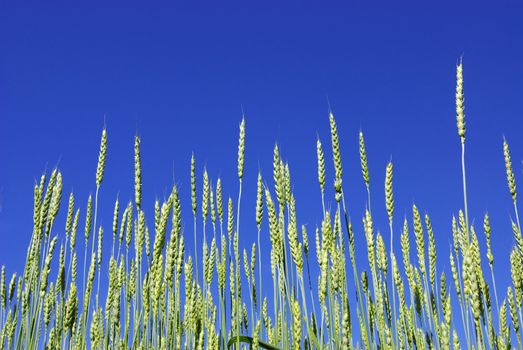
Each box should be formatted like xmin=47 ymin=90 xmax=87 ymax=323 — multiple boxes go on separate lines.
xmin=1 ymin=61 xmax=523 ymax=350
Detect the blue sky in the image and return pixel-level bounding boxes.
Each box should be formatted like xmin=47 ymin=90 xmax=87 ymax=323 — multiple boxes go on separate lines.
xmin=1 ymin=0 xmax=523 ymax=326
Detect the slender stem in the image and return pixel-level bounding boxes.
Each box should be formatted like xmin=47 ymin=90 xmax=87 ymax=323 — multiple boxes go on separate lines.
xmin=82 ymin=241 xmax=88 ymax=303
xmin=257 ymin=228 xmax=263 ymax=319
xmin=461 ymin=142 xmax=470 ymax=237
xmin=366 ymin=185 xmax=372 ymax=214
xmin=321 ymin=190 xmax=325 ymax=219
xmin=92 ymin=186 xmax=100 ymax=309
xmin=235 ymin=179 xmax=242 ymax=349
xmin=460 ymin=141 xmax=473 ymax=349
xmin=489 ymin=263 xmax=500 ymax=318
xmin=518 ymin=309 xmax=523 ymax=349
xmin=389 ymin=221 xmax=397 ymax=348
xmin=202 ymin=219 xmax=208 ymax=346
xmin=194 ymin=216 xmax=199 ymax=289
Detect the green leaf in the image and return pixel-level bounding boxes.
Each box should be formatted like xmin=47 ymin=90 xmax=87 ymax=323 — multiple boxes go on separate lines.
xmin=227 ymin=335 xmax=283 ymax=350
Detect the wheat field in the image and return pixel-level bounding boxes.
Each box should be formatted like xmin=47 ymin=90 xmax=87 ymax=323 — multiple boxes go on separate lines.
xmin=0 ymin=61 xmax=522 ymax=350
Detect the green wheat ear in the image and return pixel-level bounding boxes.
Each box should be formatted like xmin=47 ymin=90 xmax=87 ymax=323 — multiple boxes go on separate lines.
xmin=292 ymin=298 xmax=302 ymax=350
xmin=256 ymin=172 xmax=263 ymax=229
xmin=210 ymin=183 xmax=216 ymax=225
xmin=216 ymin=178 xmax=223 ymax=223
xmin=95 ymin=128 xmax=107 ymax=187
xmin=385 ymin=161 xmax=394 ymax=223
xmin=359 ymin=131 xmax=370 ymax=187
xmin=202 ymin=169 xmax=210 ymax=221
xmin=317 ymin=138 xmax=326 ymax=193
xmin=238 ymin=117 xmax=246 ymax=181
xmin=191 ymin=153 xmax=197 ymax=216
xmin=84 ymin=194 xmax=93 ymax=242
xmin=134 ymin=134 xmax=142 ymax=209
xmin=0 ymin=267 xmax=5 ymax=309
xmin=65 ymin=191 xmax=75 ymax=237
xmin=503 ymin=138 xmax=517 ymax=203
xmin=456 ymin=59 xmax=466 ymax=142
xmin=484 ymin=213 xmax=493 ymax=264
xmin=329 ymin=112 xmax=343 ymax=197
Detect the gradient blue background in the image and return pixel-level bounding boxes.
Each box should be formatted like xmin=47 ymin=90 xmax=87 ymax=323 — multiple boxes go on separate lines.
xmin=1 ymin=0 xmax=522 ymax=335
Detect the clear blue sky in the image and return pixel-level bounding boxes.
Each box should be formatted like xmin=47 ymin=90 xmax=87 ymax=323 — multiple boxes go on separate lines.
xmin=1 ymin=0 xmax=523 ymax=316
